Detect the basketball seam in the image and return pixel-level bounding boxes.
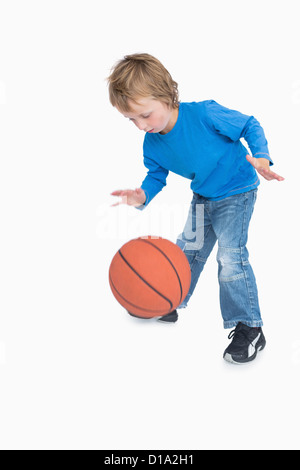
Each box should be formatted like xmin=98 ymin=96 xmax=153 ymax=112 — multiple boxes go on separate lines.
xmin=109 ymin=273 xmax=172 ymax=315
xmin=137 ymin=238 xmax=184 ymax=304
xmin=118 ymin=249 xmax=174 ymax=310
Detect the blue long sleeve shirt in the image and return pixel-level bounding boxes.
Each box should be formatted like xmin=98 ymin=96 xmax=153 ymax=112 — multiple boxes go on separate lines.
xmin=140 ymin=100 xmax=272 ymax=206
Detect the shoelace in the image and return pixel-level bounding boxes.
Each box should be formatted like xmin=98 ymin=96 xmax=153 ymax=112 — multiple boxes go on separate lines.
xmin=228 ymin=327 xmax=255 ymax=347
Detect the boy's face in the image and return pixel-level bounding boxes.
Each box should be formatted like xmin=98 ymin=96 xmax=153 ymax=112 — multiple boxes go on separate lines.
xmin=117 ymin=97 xmax=178 ymax=135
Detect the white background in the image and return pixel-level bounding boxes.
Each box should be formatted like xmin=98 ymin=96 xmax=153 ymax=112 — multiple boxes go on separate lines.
xmin=0 ymin=0 xmax=299 ymax=450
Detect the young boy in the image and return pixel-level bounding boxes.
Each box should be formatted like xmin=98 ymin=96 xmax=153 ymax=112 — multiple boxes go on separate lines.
xmin=107 ymin=53 xmax=284 ymax=364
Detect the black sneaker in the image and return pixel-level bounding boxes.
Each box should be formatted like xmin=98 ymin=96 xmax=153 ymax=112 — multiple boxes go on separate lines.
xmin=157 ymin=310 xmax=178 ymax=323
xmin=127 ymin=310 xmax=178 ymax=323
xmin=223 ymin=322 xmax=266 ymax=364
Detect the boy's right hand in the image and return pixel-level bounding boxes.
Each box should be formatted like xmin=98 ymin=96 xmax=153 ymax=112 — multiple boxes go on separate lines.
xmin=110 ymin=188 xmax=146 ymax=207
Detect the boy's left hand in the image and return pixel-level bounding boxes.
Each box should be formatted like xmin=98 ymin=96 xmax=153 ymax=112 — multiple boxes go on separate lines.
xmin=246 ymin=155 xmax=284 ymax=181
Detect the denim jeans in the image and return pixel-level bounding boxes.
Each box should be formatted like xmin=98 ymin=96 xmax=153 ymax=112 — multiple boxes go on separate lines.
xmin=176 ymin=189 xmax=263 ymax=329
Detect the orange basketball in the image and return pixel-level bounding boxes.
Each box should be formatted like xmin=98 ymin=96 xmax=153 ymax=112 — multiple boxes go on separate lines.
xmin=109 ymin=236 xmax=191 ymax=318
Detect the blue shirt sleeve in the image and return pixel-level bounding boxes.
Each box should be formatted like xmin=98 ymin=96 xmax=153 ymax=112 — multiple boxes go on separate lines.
xmin=136 ymin=154 xmax=169 ymax=209
xmin=204 ymin=100 xmax=273 ymax=165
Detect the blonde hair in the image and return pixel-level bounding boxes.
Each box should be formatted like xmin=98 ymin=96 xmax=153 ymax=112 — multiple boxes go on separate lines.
xmin=107 ymin=53 xmax=179 ymax=112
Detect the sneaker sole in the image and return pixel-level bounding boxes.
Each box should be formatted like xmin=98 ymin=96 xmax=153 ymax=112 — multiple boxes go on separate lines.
xmin=223 ymin=342 xmax=266 ymax=365
xmin=128 ymin=312 xmax=177 ymax=323
xmin=157 ymin=318 xmax=178 ymax=324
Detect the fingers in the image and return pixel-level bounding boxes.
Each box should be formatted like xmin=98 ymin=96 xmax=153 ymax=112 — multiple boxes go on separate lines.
xmin=246 ymin=155 xmax=285 ymax=182
xmin=110 ymin=189 xmax=136 ymax=207
xmin=110 ymin=189 xmax=130 ymax=196
xmin=110 ymin=201 xmax=122 ymax=207
xmin=110 ymin=189 xmax=124 ymax=207
xmin=110 ymin=194 xmax=128 ymax=207
xmin=258 ymin=168 xmax=285 ymax=181
xmin=110 ymin=190 xmax=122 ymax=196
xmin=265 ymin=169 xmax=284 ymax=181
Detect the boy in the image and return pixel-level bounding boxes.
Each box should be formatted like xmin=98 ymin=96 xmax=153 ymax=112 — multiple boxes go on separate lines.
xmin=107 ymin=53 xmax=284 ymax=364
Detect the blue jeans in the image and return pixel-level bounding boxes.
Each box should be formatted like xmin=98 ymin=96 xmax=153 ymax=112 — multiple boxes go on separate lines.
xmin=176 ymin=189 xmax=263 ymax=329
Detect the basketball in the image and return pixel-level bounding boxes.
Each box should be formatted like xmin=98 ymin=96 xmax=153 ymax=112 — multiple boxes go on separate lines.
xmin=109 ymin=236 xmax=191 ymax=318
